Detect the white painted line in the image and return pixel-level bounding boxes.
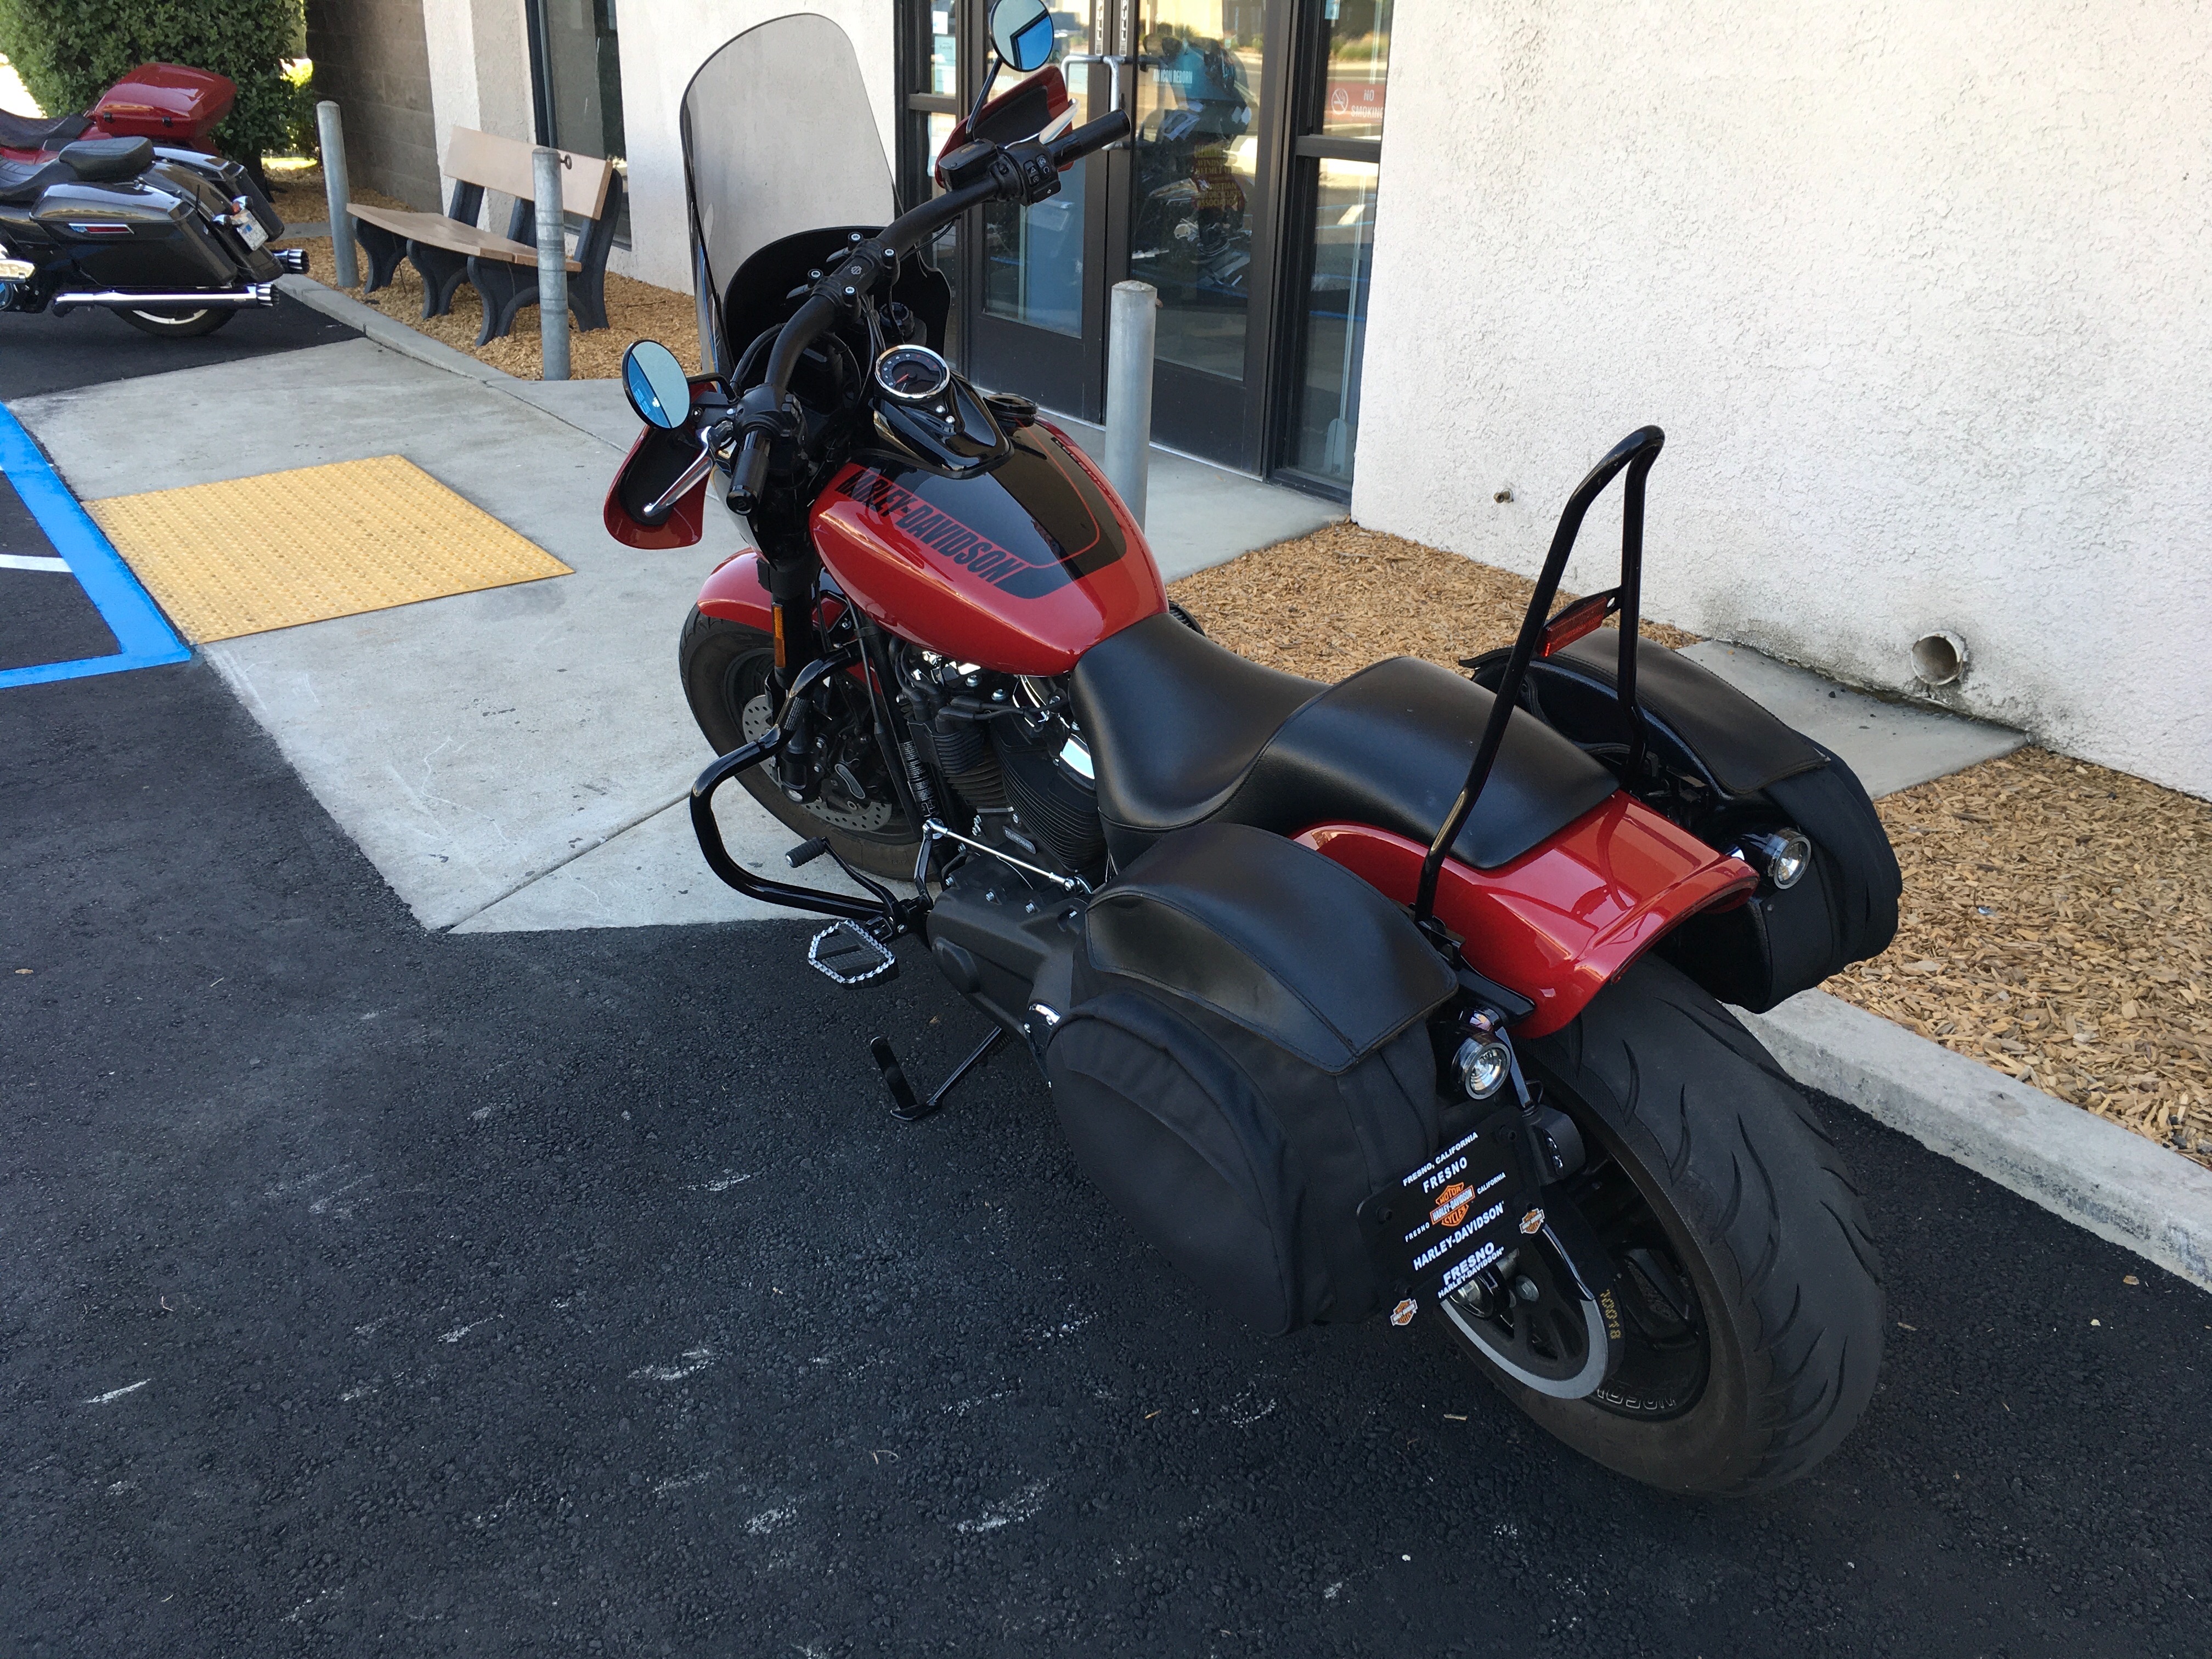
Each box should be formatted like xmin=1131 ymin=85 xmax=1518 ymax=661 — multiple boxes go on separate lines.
xmin=1738 ymin=989 xmax=2212 ymax=1293
xmin=83 ymin=1378 xmax=151 ymax=1404
xmin=0 ymin=552 xmax=71 ymax=572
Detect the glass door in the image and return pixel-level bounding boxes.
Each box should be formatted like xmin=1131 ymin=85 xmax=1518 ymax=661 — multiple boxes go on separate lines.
xmin=1126 ymin=1 xmax=1279 ymax=463
xmin=526 ymin=0 xmax=629 ymax=241
xmin=963 ymin=1 xmax=1113 ymax=413
xmin=899 ymin=1 xmax=1382 ymax=484
xmin=1269 ymin=0 xmax=1389 ymax=498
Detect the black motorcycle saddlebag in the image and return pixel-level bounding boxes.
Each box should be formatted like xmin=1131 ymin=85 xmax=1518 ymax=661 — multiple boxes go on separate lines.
xmin=1468 ymin=630 xmax=1900 ymax=1012
xmin=1045 ymin=821 xmax=1458 ymax=1336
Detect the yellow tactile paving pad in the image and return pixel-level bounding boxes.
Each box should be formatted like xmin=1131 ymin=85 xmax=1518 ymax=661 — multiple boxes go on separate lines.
xmin=87 ymin=454 xmax=571 ymax=644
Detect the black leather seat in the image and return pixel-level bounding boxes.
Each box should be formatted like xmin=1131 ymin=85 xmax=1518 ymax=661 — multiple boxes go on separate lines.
xmin=1073 ymin=613 xmax=1323 ymax=842
xmin=0 ymin=109 xmax=91 ymax=151
xmin=0 ymin=156 xmax=68 ymax=203
xmin=0 ymin=137 xmax=155 ymax=204
xmin=1073 ymin=612 xmax=1621 ymax=869
xmin=56 ymin=136 xmax=156 ymax=183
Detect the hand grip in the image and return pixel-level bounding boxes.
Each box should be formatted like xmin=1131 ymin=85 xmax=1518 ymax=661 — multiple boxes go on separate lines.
xmin=1049 ymin=110 xmax=1132 ymax=168
xmin=727 ymin=429 xmax=770 ymax=512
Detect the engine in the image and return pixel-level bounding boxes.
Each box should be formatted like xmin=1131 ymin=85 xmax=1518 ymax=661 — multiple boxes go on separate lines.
xmin=891 ymin=645 xmax=1107 ymax=883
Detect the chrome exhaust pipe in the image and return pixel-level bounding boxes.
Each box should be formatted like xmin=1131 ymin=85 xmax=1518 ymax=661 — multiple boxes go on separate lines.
xmin=51 ymin=283 xmax=276 ymax=312
xmin=270 ymin=248 xmax=308 ymax=275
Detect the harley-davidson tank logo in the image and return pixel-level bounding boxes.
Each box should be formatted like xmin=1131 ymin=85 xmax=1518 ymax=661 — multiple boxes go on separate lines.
xmin=834 ymin=466 xmax=1116 ymax=600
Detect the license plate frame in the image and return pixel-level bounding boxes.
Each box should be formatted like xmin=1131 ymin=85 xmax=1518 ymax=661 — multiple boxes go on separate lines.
xmin=1359 ymin=1106 xmax=1544 ymax=1308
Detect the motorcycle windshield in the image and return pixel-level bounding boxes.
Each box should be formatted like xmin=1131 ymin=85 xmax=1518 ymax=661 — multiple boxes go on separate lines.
xmin=681 ymin=15 xmax=896 ymax=317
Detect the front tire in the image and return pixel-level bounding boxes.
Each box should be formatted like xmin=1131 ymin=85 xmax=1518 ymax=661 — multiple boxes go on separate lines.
xmin=677 ymin=608 xmax=920 ymax=881
xmin=1441 ymin=956 xmax=1884 ymax=1495
xmin=114 ymin=305 xmax=234 ymax=338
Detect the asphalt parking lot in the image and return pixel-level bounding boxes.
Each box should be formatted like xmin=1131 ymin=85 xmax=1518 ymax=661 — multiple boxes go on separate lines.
xmin=4 ymin=305 xmax=2209 ymax=1656
xmin=7 ymin=617 xmax=2211 ymax=1658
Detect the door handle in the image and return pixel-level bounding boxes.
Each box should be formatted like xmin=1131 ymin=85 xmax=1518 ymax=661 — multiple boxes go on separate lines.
xmin=1058 ymin=52 xmax=1158 ymax=133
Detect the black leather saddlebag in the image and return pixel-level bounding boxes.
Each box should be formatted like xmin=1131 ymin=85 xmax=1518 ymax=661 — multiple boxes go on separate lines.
xmin=1469 ymin=630 xmax=1901 ymax=1012
xmin=1045 ymin=822 xmax=1458 ymax=1336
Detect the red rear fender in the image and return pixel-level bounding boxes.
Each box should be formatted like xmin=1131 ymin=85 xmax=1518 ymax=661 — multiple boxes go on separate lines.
xmin=1297 ymin=796 xmax=1756 ymax=1038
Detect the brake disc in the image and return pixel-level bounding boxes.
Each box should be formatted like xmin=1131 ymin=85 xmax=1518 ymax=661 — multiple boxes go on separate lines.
xmin=741 ymin=691 xmax=895 ymax=834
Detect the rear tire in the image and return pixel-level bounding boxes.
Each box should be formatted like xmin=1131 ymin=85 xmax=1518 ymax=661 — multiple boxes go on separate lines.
xmin=114 ymin=306 xmax=234 ymax=338
xmin=1441 ymin=956 xmax=1884 ymax=1495
xmin=677 ymin=608 xmax=921 ymax=882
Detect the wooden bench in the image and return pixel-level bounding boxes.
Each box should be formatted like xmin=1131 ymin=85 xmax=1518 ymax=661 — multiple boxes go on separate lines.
xmin=349 ymin=127 xmax=623 ymax=346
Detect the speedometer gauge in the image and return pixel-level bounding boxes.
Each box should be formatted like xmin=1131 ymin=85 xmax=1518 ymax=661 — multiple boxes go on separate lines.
xmin=874 ymin=344 xmax=952 ymax=402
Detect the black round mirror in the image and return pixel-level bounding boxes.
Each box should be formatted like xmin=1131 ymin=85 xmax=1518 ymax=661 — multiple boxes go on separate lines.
xmin=623 ymin=340 xmax=691 ymax=431
xmin=990 ymin=0 xmax=1056 ymax=74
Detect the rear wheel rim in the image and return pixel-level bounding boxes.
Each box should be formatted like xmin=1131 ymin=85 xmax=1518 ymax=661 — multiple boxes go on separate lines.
xmin=1443 ymin=1118 xmax=1714 ymax=1421
xmin=133 ymin=309 xmax=212 ymax=325
xmin=1442 ymin=1235 xmax=1611 ymax=1399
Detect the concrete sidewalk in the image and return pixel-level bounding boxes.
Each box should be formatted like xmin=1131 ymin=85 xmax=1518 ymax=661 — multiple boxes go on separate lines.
xmin=6 ymin=324 xmax=1344 ymax=936
xmin=9 ymin=338 xmax=845 ymax=933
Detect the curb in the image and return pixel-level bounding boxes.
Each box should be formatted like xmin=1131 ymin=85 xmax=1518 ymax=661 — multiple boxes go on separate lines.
xmin=275 ymin=273 xmax=516 ymax=387
xmin=1737 ymin=989 xmax=2212 ymax=1293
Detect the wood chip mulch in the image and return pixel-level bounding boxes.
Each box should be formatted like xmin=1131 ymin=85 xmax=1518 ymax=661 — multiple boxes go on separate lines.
xmin=267 ymin=163 xmax=701 ymax=381
xmin=1826 ymin=749 xmax=2212 ymax=1166
xmin=1165 ymin=520 xmax=1696 ymax=682
xmin=1171 ymin=524 xmax=2212 ymax=1171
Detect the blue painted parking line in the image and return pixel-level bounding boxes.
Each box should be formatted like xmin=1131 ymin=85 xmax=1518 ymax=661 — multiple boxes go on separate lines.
xmin=0 ymin=405 xmax=189 ymax=688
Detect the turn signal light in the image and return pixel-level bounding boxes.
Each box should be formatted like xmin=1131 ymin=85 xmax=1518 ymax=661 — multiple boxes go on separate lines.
xmin=1453 ymin=1036 xmax=1512 ymax=1100
xmin=1729 ymin=828 xmax=1813 ymax=890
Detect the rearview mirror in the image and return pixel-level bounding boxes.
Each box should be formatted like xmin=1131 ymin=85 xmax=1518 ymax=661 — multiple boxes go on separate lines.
xmin=991 ymin=0 xmax=1056 ymax=74
xmin=623 ymin=340 xmax=691 ymax=431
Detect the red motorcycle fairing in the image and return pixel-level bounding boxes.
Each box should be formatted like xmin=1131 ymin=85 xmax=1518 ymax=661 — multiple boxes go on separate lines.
xmin=603 ymin=374 xmax=732 ymax=548
xmin=605 ymin=425 xmax=710 ymax=549
xmin=810 ymin=419 xmax=1165 ymax=675
xmin=1296 ymin=798 xmax=1758 ymax=1039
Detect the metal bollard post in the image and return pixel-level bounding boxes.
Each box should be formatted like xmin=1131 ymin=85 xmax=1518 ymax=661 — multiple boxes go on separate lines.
xmin=1104 ymin=280 xmax=1156 ymax=527
xmin=315 ymin=100 xmax=357 ymax=290
xmin=533 ymin=146 xmax=570 ymax=381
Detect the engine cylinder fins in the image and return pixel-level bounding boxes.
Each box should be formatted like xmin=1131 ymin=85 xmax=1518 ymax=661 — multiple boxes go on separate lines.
xmin=996 ymin=734 xmax=1106 ymax=875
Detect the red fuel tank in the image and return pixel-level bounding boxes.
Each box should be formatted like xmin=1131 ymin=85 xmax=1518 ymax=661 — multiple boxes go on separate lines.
xmin=809 ymin=420 xmax=1166 ymax=676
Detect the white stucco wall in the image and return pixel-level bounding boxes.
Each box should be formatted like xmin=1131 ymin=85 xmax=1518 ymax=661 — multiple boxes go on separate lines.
xmin=1354 ymin=2 xmax=2212 ymax=798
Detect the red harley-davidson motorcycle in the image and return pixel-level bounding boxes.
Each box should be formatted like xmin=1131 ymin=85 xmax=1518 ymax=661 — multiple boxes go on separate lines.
xmin=604 ymin=5 xmax=1900 ymax=1496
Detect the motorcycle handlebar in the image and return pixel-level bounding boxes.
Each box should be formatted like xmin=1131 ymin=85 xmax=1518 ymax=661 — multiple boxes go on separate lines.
xmin=729 ymin=109 xmax=1134 ymax=514
xmin=1047 ymin=110 xmax=1133 ymax=170
xmin=729 ymin=428 xmax=770 ymax=510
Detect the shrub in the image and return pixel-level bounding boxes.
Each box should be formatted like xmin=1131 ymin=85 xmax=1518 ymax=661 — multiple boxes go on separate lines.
xmin=0 ymin=0 xmax=307 ymax=163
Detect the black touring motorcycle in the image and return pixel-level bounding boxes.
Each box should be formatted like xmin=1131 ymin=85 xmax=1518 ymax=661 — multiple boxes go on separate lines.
xmin=608 ymin=4 xmax=1903 ymax=1495
xmin=0 ymin=94 xmax=298 ymax=337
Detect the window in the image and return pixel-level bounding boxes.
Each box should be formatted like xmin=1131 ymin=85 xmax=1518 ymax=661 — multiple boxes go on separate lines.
xmin=1278 ymin=0 xmax=1390 ymax=492
xmin=527 ymin=0 xmax=629 ymax=242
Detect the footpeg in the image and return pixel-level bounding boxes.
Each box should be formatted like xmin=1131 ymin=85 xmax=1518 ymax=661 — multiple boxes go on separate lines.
xmin=808 ymin=919 xmax=897 ymax=985
xmin=786 ymin=836 xmax=830 ymax=868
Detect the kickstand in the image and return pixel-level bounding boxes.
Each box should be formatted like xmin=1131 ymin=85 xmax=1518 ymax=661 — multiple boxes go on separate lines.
xmin=871 ymin=1027 xmax=1007 ymax=1122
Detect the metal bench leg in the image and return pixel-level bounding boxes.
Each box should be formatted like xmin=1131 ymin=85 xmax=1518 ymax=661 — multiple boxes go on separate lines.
xmin=466 ymin=257 xmax=538 ymax=347
xmin=569 ymin=265 xmax=609 ymax=332
xmin=407 ymin=242 xmax=471 ymax=319
xmin=353 ymin=220 xmax=407 ymax=294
